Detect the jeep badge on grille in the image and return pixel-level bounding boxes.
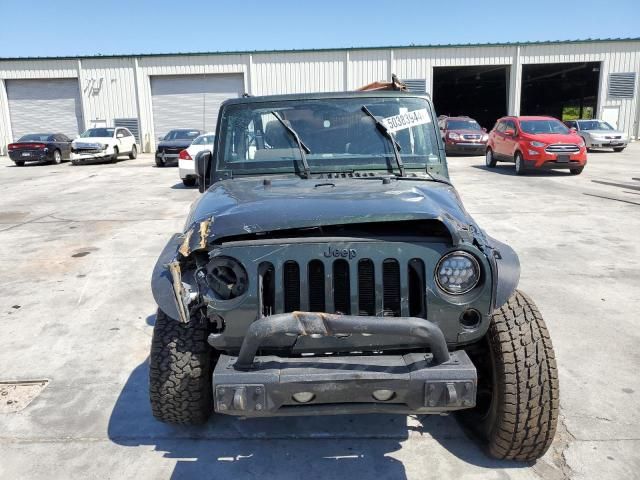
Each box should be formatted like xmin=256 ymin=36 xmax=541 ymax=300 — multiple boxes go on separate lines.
xmin=323 ymin=247 xmax=357 ymax=260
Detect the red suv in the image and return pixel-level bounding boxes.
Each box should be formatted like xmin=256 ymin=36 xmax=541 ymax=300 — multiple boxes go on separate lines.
xmin=438 ymin=116 xmax=488 ymax=156
xmin=485 ymin=116 xmax=587 ymax=175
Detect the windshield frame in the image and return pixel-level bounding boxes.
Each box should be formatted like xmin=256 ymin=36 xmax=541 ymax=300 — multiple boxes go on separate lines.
xmin=519 ymin=119 xmax=569 ymax=135
xmin=214 ymin=95 xmax=443 ymax=177
xmin=81 ymin=128 xmax=114 ymax=138
xmin=446 ymin=119 xmax=482 ymax=131
xmin=163 ymin=129 xmax=201 ymax=141
xmin=577 ymin=120 xmax=614 ymax=131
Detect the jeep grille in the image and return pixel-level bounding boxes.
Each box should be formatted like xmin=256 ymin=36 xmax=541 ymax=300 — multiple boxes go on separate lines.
xmin=259 ymin=258 xmax=426 ymax=318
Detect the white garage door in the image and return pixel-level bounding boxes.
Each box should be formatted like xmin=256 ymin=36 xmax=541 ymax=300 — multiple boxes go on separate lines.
xmin=6 ymin=78 xmax=83 ymax=140
xmin=150 ymin=74 xmax=244 ymax=139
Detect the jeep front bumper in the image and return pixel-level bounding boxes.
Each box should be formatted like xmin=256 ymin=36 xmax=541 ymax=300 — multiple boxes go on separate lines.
xmin=209 ymin=312 xmax=477 ymax=416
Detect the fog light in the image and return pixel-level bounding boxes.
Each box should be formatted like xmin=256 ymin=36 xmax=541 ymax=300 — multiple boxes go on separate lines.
xmin=527 ymin=149 xmax=539 ymax=155
xmin=372 ymin=389 xmax=395 ymax=402
xmin=460 ymin=309 xmax=481 ymax=329
xmin=292 ymin=392 xmax=315 ymax=403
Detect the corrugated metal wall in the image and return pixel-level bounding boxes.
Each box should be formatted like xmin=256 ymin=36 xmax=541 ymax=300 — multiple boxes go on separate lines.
xmin=1 ymin=40 xmax=639 ymax=152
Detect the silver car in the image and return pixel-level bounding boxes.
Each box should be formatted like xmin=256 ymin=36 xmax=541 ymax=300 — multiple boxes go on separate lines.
xmin=564 ymin=119 xmax=629 ymax=152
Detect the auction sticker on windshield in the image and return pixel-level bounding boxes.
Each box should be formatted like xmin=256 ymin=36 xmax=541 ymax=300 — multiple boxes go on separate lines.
xmin=382 ymin=108 xmax=430 ymax=132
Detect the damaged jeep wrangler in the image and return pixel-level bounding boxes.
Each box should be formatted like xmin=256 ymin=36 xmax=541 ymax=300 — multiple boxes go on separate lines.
xmin=149 ymin=87 xmax=559 ymax=461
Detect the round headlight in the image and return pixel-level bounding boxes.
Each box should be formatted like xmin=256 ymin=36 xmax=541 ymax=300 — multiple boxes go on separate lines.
xmin=435 ymin=251 xmax=480 ymax=295
xmin=206 ymin=256 xmax=248 ymax=300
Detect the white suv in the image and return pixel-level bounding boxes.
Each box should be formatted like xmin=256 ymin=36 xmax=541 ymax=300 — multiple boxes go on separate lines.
xmin=71 ymin=127 xmax=138 ymax=165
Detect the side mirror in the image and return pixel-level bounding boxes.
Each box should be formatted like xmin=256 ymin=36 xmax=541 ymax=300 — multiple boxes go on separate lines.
xmin=195 ymin=150 xmax=212 ymax=193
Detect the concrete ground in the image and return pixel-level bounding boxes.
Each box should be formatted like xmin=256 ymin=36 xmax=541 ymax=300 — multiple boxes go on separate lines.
xmin=0 ymin=145 xmax=638 ymax=480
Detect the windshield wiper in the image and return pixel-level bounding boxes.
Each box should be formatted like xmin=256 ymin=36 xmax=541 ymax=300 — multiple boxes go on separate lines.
xmin=361 ymin=105 xmax=405 ymax=177
xmin=270 ymin=111 xmax=311 ymax=179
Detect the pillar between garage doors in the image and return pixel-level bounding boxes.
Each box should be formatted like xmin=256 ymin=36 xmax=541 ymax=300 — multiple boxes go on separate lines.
xmin=508 ymin=46 xmax=522 ymax=117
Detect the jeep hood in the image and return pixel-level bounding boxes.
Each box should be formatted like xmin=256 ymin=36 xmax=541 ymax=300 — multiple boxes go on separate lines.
xmin=184 ymin=177 xmax=479 ymax=244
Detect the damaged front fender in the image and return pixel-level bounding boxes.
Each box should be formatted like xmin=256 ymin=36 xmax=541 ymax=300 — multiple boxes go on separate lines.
xmin=151 ymin=218 xmax=214 ymax=322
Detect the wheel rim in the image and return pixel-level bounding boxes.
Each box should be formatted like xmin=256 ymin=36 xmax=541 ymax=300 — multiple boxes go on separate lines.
xmin=54 ymin=151 xmax=61 ymax=163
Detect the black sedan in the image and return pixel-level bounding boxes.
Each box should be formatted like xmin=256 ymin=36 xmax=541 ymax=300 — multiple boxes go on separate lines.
xmin=155 ymin=129 xmax=201 ymax=167
xmin=8 ymin=133 xmax=73 ymax=166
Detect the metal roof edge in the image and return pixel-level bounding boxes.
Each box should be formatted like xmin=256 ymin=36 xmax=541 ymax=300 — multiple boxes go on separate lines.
xmin=1 ymin=37 xmax=640 ymax=62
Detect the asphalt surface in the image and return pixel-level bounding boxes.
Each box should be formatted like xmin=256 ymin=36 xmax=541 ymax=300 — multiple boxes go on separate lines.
xmin=0 ymin=146 xmax=639 ymax=479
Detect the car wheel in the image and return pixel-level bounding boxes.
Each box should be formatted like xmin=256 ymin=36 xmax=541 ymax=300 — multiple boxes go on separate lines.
xmin=570 ymin=167 xmax=584 ymax=175
xmin=111 ymin=147 xmax=119 ymax=163
xmin=71 ymin=160 xmax=80 ymax=166
xmin=155 ymin=157 xmax=165 ymax=168
xmin=14 ymin=161 xmax=25 ymax=167
xmin=514 ymin=152 xmax=526 ymax=175
xmin=457 ymin=290 xmax=559 ymax=461
xmin=485 ymin=148 xmax=497 ymax=168
xmin=52 ymin=149 xmax=62 ymax=164
xmin=182 ymin=177 xmax=197 ymax=187
xmin=129 ymin=145 xmax=138 ymax=159
xmin=149 ymin=308 xmax=216 ymax=424
xmin=613 ymin=147 xmax=625 ymax=152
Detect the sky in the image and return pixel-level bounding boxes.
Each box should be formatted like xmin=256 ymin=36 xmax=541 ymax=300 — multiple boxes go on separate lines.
xmin=0 ymin=0 xmax=638 ymax=58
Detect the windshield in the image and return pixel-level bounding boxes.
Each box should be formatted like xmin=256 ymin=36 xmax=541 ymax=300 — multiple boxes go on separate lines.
xmin=19 ymin=134 xmax=53 ymax=141
xmin=81 ymin=128 xmax=114 ymax=138
xmin=519 ymin=119 xmax=569 ymax=135
xmin=164 ymin=130 xmax=200 ymax=140
xmin=578 ymin=120 xmax=614 ymax=131
xmin=218 ymin=97 xmax=440 ymax=175
xmin=447 ymin=120 xmax=482 ymax=131
xmin=192 ymin=134 xmax=215 ymax=145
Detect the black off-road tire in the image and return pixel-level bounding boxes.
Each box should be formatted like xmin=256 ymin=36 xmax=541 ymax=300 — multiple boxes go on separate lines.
xmin=128 ymin=144 xmax=138 ymax=159
xmin=458 ymin=290 xmax=559 ymax=461
xmin=149 ymin=309 xmax=214 ymax=424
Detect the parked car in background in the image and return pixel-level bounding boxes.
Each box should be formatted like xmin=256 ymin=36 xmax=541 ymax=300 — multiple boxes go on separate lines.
xmin=178 ymin=132 xmax=215 ymax=187
xmin=155 ymin=129 xmax=201 ymax=167
xmin=486 ymin=116 xmax=587 ymax=175
xmin=7 ymin=133 xmax=72 ymax=166
xmin=438 ymin=116 xmax=488 ymax=155
xmin=71 ymin=127 xmax=138 ymax=165
xmin=564 ymin=119 xmax=629 ymax=152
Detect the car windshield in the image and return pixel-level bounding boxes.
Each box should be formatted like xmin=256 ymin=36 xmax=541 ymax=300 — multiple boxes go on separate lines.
xmin=519 ymin=119 xmax=569 ymax=135
xmin=81 ymin=128 xmax=114 ymax=138
xmin=447 ymin=120 xmax=482 ymax=131
xmin=218 ymin=97 xmax=440 ymax=175
xmin=19 ymin=134 xmax=53 ymax=141
xmin=578 ymin=120 xmax=614 ymax=131
xmin=164 ymin=130 xmax=200 ymax=140
xmin=192 ymin=134 xmax=215 ymax=145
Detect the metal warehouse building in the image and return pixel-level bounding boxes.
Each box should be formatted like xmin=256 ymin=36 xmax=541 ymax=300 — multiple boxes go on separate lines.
xmin=0 ymin=38 xmax=638 ymax=154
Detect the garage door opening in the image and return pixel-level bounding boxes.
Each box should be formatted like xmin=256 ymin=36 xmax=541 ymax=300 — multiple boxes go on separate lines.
xmin=150 ymin=74 xmax=244 ymax=141
xmin=6 ymin=78 xmax=83 ymax=141
xmin=433 ymin=65 xmax=509 ymax=130
xmin=521 ymin=62 xmax=600 ymax=121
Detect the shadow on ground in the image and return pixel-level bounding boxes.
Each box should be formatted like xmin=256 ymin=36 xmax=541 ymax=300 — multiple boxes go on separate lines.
xmin=471 ymin=164 xmax=573 ymax=176
xmin=107 ymin=314 xmax=524 ymax=478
